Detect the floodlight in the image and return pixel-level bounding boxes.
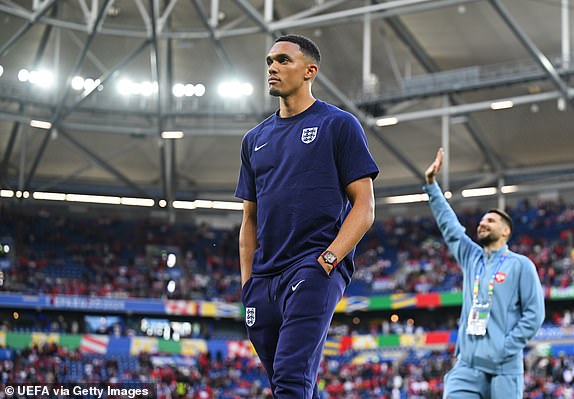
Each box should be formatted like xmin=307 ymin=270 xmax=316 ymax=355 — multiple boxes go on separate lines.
xmin=194 ymin=83 xmax=206 ymax=97
xmin=161 ymin=131 xmax=184 ymax=139
xmin=167 ymin=280 xmax=176 ymax=293
xmin=141 ymin=81 xmax=155 ymax=97
xmin=242 ymin=83 xmax=254 ymax=96
xmin=167 ymin=254 xmax=176 ymax=268
xmin=490 ymin=100 xmax=513 ymax=110
xmin=376 ymin=117 xmax=399 ymax=127
xmin=120 ymin=197 xmax=155 ymax=206
xmin=218 ymin=81 xmax=244 ymax=98
xmin=66 ymin=193 xmax=122 ymax=204
xmin=33 ymin=191 xmax=66 ymax=201
xmin=18 ymin=68 xmax=29 ymax=82
xmin=29 ymin=70 xmax=54 ymax=88
xmin=83 ymin=78 xmax=101 ymax=92
xmin=501 ymin=185 xmax=518 ymax=194
xmin=0 ymin=65 xmax=4 ymax=78
xmin=30 ymin=120 xmax=52 ymax=129
xmin=172 ymin=83 xmax=185 ymax=97
xmin=71 ymin=76 xmax=84 ymax=90
xmin=117 ymin=79 xmax=133 ymax=96
xmin=384 ymin=193 xmax=429 ymax=204
xmin=461 ymin=187 xmax=497 ymax=198
xmin=184 ymin=84 xmax=195 ymax=97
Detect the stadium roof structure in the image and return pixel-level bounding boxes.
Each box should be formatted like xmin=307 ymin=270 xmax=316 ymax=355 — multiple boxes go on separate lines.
xmin=1 ymin=0 xmax=573 ymax=212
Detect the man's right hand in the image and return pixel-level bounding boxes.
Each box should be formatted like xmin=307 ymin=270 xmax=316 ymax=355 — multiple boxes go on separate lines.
xmin=425 ymin=148 xmax=444 ymax=184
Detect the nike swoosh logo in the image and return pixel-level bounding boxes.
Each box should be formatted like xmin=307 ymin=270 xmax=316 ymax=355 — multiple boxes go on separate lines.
xmin=254 ymin=143 xmax=268 ymax=151
xmin=291 ymin=280 xmax=305 ymax=292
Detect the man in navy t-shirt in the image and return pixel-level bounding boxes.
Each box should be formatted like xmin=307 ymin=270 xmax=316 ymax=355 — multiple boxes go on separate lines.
xmin=235 ymin=34 xmax=379 ymax=398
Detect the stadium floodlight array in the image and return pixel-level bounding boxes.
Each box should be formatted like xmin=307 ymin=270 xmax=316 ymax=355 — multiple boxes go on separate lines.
xmin=117 ymin=79 xmax=159 ymax=97
xmin=217 ymin=80 xmax=253 ymax=98
xmin=0 ymin=188 xmax=521 ymax=207
xmin=71 ymin=76 xmax=102 ymax=93
xmin=17 ymin=68 xmax=54 ymax=88
xmin=378 ymin=185 xmax=518 ymax=204
xmin=172 ymin=83 xmax=206 ymax=97
xmin=0 ymin=190 xmax=244 ymax=211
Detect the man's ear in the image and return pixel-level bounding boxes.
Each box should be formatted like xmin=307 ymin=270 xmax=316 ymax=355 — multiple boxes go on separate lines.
xmin=502 ymin=224 xmax=511 ymax=240
xmin=304 ymin=64 xmax=318 ymax=81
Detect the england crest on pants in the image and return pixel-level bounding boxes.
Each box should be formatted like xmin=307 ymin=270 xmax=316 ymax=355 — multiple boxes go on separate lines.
xmin=301 ymin=127 xmax=318 ymax=144
xmin=245 ymin=307 xmax=256 ymax=327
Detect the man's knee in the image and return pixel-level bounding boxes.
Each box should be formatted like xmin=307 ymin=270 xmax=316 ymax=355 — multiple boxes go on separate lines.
xmin=490 ymin=374 xmax=523 ymax=399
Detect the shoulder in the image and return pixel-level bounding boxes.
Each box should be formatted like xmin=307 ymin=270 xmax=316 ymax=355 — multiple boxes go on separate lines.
xmin=508 ymin=251 xmax=536 ymax=269
xmin=243 ymin=114 xmax=274 ymax=143
xmin=320 ymin=101 xmax=360 ymax=125
xmin=319 ymin=102 xmax=364 ymax=142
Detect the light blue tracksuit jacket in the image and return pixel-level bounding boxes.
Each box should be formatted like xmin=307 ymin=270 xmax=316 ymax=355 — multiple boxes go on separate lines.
xmin=425 ymin=182 xmax=545 ymax=375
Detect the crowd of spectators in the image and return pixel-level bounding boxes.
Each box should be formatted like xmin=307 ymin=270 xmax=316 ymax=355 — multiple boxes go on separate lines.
xmin=1 ymin=342 xmax=573 ymax=398
xmin=1 ymin=199 xmax=573 ymax=301
xmin=352 ymin=200 xmax=574 ymax=296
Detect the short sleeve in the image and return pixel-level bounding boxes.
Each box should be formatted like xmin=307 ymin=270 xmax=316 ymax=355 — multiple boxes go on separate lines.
xmin=234 ymin=135 xmax=256 ymax=201
xmin=335 ymin=115 xmax=379 ymax=186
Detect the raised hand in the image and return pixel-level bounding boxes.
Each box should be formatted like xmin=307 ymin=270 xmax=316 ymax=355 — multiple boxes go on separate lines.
xmin=425 ymin=148 xmax=444 ymax=184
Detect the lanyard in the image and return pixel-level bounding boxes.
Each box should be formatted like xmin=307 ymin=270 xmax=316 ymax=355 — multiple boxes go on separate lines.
xmin=472 ymin=250 xmax=509 ymax=304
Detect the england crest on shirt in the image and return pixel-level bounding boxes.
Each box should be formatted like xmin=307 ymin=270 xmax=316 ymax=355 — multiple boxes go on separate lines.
xmin=301 ymin=127 xmax=318 ymax=144
xmin=245 ymin=307 xmax=256 ymax=327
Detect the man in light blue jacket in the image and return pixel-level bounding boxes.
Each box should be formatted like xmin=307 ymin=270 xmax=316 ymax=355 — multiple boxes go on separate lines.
xmin=424 ymin=148 xmax=545 ymax=399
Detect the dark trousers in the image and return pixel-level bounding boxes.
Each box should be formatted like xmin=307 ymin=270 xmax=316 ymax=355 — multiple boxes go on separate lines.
xmin=242 ymin=263 xmax=346 ymax=399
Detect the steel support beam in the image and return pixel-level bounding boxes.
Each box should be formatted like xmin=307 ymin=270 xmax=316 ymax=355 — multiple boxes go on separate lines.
xmin=158 ymin=0 xmax=179 ymax=33
xmin=190 ymin=0 xmax=233 ymax=69
xmin=0 ymin=0 xmax=56 ymax=57
xmin=57 ymin=127 xmax=149 ymax=196
xmin=0 ymin=0 xmax=481 ymax=40
xmin=268 ymin=0 xmax=477 ymax=32
xmin=563 ymin=0 xmax=571 ymax=69
xmin=281 ymin=0 xmax=347 ymax=21
xmin=191 ymin=0 xmax=262 ymax=114
xmin=210 ymin=0 xmax=219 ymax=27
xmin=165 ymin=34 xmax=178 ymax=215
xmin=60 ymin=39 xmax=151 ymax=120
xmin=386 ymin=16 xmax=504 ymax=173
xmin=36 ymin=140 xmax=146 ymax=192
xmin=64 ymin=30 xmax=108 ymax=73
xmin=489 ymin=0 xmax=572 ymax=106
xmin=1 ymin=7 xmax=55 ymax=187
xmin=0 ymin=115 xmax=20 ymax=186
xmin=233 ymin=0 xmax=424 ymax=181
xmin=135 ymin=0 xmax=151 ymax=34
xmin=25 ymin=0 xmax=112 ymax=190
xmin=441 ymin=96 xmax=450 ymax=191
xmin=149 ymin=0 xmax=171 ymax=206
xmin=362 ymin=0 xmax=373 ymax=92
xmin=375 ymin=89 xmax=574 ymax=122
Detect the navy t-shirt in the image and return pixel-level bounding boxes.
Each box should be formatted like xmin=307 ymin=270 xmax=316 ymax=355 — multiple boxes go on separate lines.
xmin=235 ymin=100 xmax=379 ymax=282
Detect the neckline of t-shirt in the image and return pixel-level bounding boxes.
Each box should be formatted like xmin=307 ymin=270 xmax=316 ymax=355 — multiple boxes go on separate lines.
xmin=273 ymin=100 xmax=322 ymax=125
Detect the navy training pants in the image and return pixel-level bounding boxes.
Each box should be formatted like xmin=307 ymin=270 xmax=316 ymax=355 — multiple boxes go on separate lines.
xmin=241 ymin=263 xmax=346 ymax=399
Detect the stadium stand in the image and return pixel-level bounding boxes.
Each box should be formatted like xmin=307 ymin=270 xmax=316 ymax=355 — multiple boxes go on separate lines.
xmin=1 ymin=200 xmax=573 ymax=397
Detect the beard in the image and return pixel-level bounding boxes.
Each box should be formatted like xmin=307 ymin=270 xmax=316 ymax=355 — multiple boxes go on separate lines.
xmin=477 ymin=232 xmax=497 ymax=247
xmin=269 ymin=88 xmax=281 ymax=97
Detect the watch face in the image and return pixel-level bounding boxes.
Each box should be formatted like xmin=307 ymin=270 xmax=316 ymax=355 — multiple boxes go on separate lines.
xmin=323 ymin=251 xmax=337 ymax=264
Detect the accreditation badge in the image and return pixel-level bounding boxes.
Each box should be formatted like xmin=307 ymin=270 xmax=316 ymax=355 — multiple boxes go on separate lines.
xmin=466 ymin=303 xmax=490 ymax=336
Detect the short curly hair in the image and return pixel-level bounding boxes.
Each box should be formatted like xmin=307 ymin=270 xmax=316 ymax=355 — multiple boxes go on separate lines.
xmin=274 ymin=34 xmax=321 ymax=65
